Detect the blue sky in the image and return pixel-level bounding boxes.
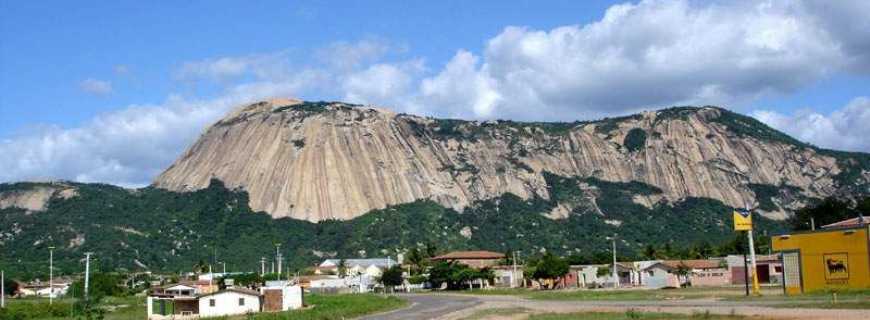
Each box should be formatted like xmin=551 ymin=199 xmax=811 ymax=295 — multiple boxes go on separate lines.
xmin=1 ymin=0 xmax=868 ymax=186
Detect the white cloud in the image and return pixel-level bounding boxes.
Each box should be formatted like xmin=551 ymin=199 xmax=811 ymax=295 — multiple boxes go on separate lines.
xmin=79 ymin=78 xmax=113 ymax=96
xmin=174 ymin=52 xmax=292 ymax=83
xmin=411 ymin=0 xmax=858 ymax=120
xmin=5 ymin=0 xmax=870 ymax=186
xmin=342 ymin=60 xmax=424 ymax=108
xmin=753 ymin=97 xmax=870 ymax=153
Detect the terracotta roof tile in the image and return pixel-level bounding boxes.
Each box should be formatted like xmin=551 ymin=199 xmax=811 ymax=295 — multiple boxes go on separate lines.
xmin=431 ymin=251 xmax=505 ymax=260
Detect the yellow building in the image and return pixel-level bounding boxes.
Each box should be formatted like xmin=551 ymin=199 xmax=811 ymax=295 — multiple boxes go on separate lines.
xmin=771 ymin=224 xmax=869 ymax=295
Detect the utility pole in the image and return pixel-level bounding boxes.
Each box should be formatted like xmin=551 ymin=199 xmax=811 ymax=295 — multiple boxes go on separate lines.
xmin=220 ymin=261 xmax=226 ymax=274
xmin=746 ymin=205 xmax=760 ymax=295
xmin=84 ymin=252 xmax=93 ymax=301
xmin=275 ymin=243 xmax=282 ymax=276
xmin=48 ymin=246 xmax=55 ymax=305
xmin=511 ymin=251 xmax=518 ymax=288
xmin=612 ymin=235 xmax=619 ymax=289
xmin=2 ymin=269 xmax=5 ymax=309
xmin=260 ymin=257 xmax=266 ymax=276
xmin=810 ymin=217 xmax=815 ymax=231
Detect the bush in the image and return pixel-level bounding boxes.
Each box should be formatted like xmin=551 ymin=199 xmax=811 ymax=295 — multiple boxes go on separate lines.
xmin=623 ymin=128 xmax=647 ymax=152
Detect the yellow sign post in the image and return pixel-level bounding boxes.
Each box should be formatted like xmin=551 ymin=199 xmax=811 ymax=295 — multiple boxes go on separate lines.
xmin=733 ymin=209 xmax=761 ymax=295
xmin=733 ymin=210 xmax=753 ymax=231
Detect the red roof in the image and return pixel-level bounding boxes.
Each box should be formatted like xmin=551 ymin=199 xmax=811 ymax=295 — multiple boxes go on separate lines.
xmin=662 ymin=259 xmax=724 ymax=269
xmin=821 ymin=216 xmax=869 ymax=229
xmin=431 ymin=251 xmax=505 ymax=260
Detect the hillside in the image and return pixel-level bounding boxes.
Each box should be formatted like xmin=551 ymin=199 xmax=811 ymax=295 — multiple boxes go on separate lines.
xmin=0 ymin=174 xmax=786 ymax=278
xmin=155 ymin=99 xmax=869 ymax=221
xmin=2 ymin=100 xmax=869 ymax=277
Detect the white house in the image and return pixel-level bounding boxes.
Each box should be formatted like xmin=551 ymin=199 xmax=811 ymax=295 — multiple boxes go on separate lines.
xmin=17 ymin=282 xmax=70 ymax=298
xmin=198 ymin=288 xmax=261 ymax=318
xmin=260 ymin=285 xmax=303 ymax=311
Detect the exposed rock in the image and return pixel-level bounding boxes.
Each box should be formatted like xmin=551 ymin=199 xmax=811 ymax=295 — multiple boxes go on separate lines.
xmin=0 ymin=183 xmax=78 ymax=213
xmin=154 ymin=99 xmax=852 ymax=222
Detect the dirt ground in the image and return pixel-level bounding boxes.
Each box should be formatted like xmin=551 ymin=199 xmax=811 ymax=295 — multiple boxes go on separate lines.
xmin=438 ymin=294 xmax=870 ymax=320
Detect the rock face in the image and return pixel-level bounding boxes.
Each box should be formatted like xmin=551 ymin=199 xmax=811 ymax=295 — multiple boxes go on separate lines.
xmin=0 ymin=182 xmax=78 ymax=213
xmin=153 ymin=99 xmax=860 ymax=222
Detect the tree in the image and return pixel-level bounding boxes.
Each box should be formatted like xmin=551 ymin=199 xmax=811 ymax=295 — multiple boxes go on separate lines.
xmin=406 ymin=248 xmax=425 ymax=275
xmin=642 ymin=244 xmax=658 ymax=260
xmin=378 ymin=265 xmax=404 ymax=293
xmin=525 ymin=253 xmax=569 ymax=289
xmin=674 ymin=263 xmax=692 ymax=287
xmin=788 ymin=197 xmax=856 ymax=230
xmin=69 ymin=273 xmax=124 ymax=299
xmin=337 ymin=259 xmax=348 ymax=278
xmin=3 ymin=276 xmax=19 ymax=296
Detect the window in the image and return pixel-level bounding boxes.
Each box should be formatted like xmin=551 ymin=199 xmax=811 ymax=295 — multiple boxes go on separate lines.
xmin=239 ymin=298 xmax=245 ymax=306
xmin=209 ymin=299 xmax=215 ymax=307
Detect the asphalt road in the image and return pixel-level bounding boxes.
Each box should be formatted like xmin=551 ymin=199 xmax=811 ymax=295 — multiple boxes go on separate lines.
xmin=358 ymin=294 xmax=482 ymax=320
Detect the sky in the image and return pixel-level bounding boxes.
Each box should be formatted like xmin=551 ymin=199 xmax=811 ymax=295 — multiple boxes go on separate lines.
xmin=0 ymin=0 xmax=868 ymax=187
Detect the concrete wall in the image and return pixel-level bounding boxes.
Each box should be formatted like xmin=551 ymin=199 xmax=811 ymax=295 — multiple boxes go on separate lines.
xmin=198 ymin=292 xmax=260 ymax=318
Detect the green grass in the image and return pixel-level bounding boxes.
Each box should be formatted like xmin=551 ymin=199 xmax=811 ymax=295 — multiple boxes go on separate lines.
xmin=0 ymin=294 xmax=406 ymax=319
xmin=529 ymin=311 xmax=758 ymax=320
xmin=236 ymin=293 xmax=408 ymax=320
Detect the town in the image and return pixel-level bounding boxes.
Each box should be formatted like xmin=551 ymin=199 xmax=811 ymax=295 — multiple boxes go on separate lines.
xmin=2 ymin=215 xmax=868 ymax=319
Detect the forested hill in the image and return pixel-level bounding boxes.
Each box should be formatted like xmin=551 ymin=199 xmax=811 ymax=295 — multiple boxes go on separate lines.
xmin=1 ymin=173 xmax=787 ymax=279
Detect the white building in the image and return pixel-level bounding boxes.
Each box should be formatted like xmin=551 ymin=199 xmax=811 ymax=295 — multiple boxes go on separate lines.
xmin=198 ymin=288 xmax=261 ymax=318
xmin=260 ymin=285 xmax=303 ymax=311
xmin=147 ymin=283 xmax=302 ymax=319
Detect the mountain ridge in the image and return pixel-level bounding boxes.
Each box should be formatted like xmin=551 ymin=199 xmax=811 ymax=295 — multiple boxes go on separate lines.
xmin=152 ymin=99 xmax=869 ymax=222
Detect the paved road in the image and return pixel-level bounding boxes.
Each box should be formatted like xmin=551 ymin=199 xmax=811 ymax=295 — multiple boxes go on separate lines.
xmin=358 ymin=294 xmax=481 ymax=320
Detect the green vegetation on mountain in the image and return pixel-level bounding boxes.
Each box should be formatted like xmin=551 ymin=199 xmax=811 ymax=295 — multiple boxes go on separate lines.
xmin=623 ymin=128 xmax=647 ymax=152
xmin=1 ymin=171 xmax=786 ymax=281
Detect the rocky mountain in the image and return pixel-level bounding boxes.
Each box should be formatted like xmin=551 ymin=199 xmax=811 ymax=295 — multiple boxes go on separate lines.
xmin=3 ymin=99 xmax=869 ymax=276
xmin=154 ymin=99 xmax=868 ymax=222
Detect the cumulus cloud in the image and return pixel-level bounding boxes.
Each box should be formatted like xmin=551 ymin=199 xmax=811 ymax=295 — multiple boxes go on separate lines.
xmin=412 ymin=0 xmax=861 ymax=120
xmin=753 ymin=97 xmax=870 ymax=153
xmin=4 ymin=0 xmax=870 ymax=186
xmin=0 ymin=76 xmax=315 ymax=186
xmin=79 ymin=78 xmax=113 ymax=96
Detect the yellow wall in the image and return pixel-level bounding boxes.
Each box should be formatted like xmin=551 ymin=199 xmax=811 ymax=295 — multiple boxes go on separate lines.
xmin=772 ymin=226 xmax=869 ymax=294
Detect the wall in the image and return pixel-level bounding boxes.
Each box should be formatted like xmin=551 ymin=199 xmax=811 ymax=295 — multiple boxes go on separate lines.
xmin=772 ymin=227 xmax=870 ymax=294
xmin=198 ymin=292 xmax=260 ymax=318
xmin=690 ymin=268 xmax=731 ymax=287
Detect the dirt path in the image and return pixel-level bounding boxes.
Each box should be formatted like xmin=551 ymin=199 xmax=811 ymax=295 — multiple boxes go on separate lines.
xmin=431 ymin=295 xmax=870 ymax=320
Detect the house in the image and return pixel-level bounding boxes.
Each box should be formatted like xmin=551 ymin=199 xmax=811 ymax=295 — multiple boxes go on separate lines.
xmin=821 ymin=216 xmax=869 ymax=229
xmin=430 ymin=251 xmax=505 ymax=268
xmin=640 ymin=262 xmax=680 ymax=289
xmin=726 ymin=254 xmax=782 ymax=285
xmin=147 ymin=282 xmax=303 ymax=319
xmin=574 ymin=263 xmax=633 ymax=288
xmin=676 ymin=259 xmax=730 ymax=287
xmin=16 ymin=278 xmax=70 ymax=298
xmin=261 ymin=284 xmax=303 ymax=311
xmin=198 ymin=288 xmax=261 ymax=318
xmin=316 ymin=258 xmax=397 ymax=277
xmin=491 ymin=265 xmax=524 ymax=287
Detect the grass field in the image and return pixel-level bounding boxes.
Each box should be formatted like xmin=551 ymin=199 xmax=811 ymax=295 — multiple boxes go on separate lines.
xmin=0 ymin=294 xmax=407 ymax=320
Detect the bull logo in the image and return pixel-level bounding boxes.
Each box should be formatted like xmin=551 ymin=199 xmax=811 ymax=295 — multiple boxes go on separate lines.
xmin=826 ymin=259 xmax=847 ymax=274
xmin=824 ymin=253 xmax=849 ymax=281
